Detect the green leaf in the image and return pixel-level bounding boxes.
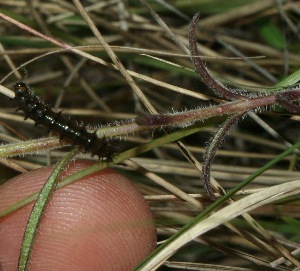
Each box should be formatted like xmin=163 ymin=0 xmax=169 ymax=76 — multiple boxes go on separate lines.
xmin=259 ymin=21 xmax=285 ymax=50
xmin=18 ymin=148 xmax=79 ymax=271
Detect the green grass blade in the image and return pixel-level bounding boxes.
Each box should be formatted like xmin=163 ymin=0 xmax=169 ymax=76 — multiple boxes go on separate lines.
xmin=0 ymin=118 xmax=224 ymax=219
xmin=276 ymin=68 xmax=300 ymax=88
xmin=18 ymin=148 xmax=79 ymax=271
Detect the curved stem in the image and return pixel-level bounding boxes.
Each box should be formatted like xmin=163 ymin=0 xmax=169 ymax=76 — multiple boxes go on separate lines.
xmin=202 ymin=113 xmax=245 ymax=199
xmin=189 ymin=13 xmax=243 ymax=100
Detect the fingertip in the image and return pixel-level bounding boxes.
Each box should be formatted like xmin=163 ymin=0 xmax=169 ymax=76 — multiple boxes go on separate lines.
xmin=0 ymin=160 xmax=156 ymax=271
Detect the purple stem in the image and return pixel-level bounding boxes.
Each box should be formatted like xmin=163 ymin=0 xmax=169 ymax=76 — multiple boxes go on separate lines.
xmin=137 ymin=94 xmax=275 ymax=127
xmin=189 ymin=13 xmax=244 ymax=100
xmin=137 ymin=87 xmax=300 ymax=128
xmin=202 ymin=113 xmax=245 ymax=199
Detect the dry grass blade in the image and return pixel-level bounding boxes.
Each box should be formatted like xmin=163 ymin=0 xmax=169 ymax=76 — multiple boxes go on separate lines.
xmin=73 ymin=0 xmax=156 ymax=114
xmin=138 ymin=179 xmax=300 ymax=271
xmin=0 ymin=1 xmax=299 ymax=270
xmin=124 ymin=159 xmax=203 ymax=209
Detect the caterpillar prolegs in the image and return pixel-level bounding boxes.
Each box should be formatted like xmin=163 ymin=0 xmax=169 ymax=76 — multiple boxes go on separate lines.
xmin=13 ymin=82 xmax=114 ymax=160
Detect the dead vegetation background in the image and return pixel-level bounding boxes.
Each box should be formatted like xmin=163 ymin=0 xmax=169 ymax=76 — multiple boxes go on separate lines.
xmin=0 ymin=1 xmax=300 ymax=270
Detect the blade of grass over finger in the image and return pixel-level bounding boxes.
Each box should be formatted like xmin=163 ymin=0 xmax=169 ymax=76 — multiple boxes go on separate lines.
xmin=18 ymin=148 xmax=79 ymax=271
xmin=0 ymin=118 xmax=224 ymax=218
xmin=1 ymin=3 xmax=300 ymax=269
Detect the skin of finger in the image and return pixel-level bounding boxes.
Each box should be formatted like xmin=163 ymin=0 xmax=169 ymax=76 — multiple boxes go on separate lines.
xmin=0 ymin=160 xmax=156 ymax=271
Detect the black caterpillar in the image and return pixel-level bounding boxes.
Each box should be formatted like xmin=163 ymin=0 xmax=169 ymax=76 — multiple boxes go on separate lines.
xmin=13 ymin=82 xmax=114 ymax=160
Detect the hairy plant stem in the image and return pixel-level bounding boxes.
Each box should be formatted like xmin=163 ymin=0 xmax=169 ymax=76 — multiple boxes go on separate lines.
xmin=2 ymin=8 xmax=300 ymax=201
xmin=202 ymin=113 xmax=245 ymax=199
xmin=97 ymin=87 xmax=300 ymax=136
